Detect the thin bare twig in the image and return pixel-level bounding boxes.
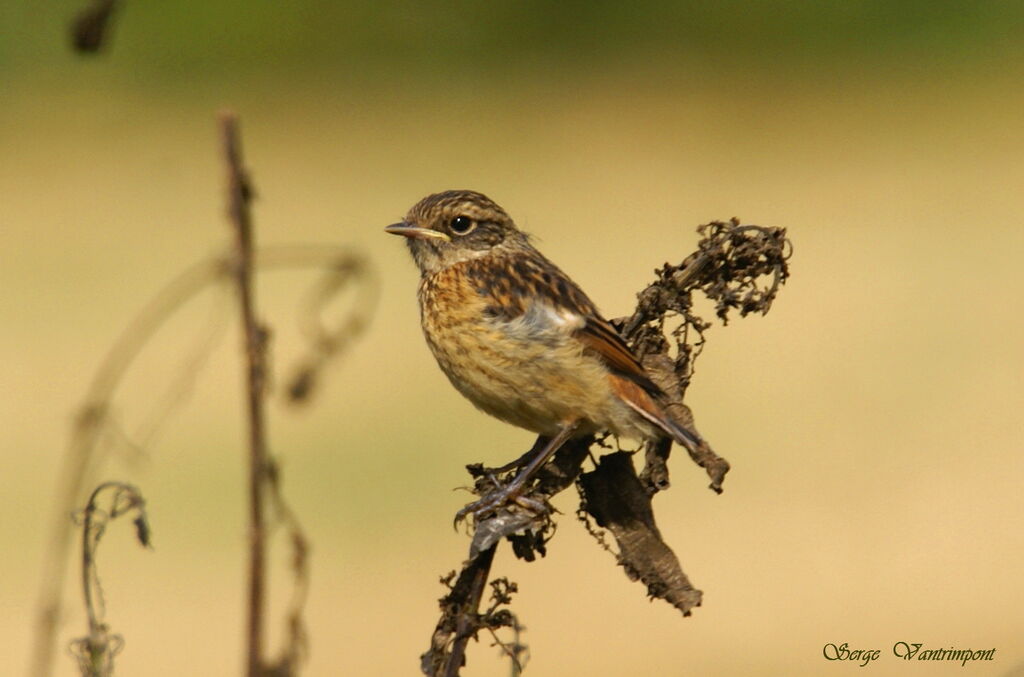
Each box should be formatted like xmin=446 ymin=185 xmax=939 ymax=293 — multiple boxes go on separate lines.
xmin=261 ymin=456 xmax=312 ymax=675
xmin=220 ymin=111 xmax=270 ymax=677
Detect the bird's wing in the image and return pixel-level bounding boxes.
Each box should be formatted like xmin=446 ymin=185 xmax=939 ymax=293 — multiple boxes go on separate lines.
xmin=574 ymin=315 xmax=663 ymax=397
xmin=469 ymin=252 xmax=663 ymax=397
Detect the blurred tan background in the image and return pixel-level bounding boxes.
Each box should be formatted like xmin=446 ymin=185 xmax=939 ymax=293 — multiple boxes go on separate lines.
xmin=2 ymin=2 xmax=1023 ymax=676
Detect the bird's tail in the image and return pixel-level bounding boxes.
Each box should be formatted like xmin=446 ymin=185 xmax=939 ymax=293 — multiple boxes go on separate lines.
xmin=612 ymin=375 xmax=703 ymax=452
xmin=660 ymin=416 xmax=703 ymax=453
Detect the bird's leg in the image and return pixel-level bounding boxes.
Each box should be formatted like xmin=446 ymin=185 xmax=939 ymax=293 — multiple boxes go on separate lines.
xmin=456 ymin=421 xmax=580 ymax=523
xmin=477 ymin=435 xmax=551 ymax=476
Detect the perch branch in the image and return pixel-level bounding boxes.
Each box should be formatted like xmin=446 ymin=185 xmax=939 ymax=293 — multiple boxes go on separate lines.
xmin=421 ymin=545 xmax=498 ymax=677
xmin=424 ymin=218 xmax=791 ymax=673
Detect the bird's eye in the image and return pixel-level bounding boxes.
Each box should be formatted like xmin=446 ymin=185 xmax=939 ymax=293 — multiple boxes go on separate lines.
xmin=449 ymin=216 xmax=476 ymax=235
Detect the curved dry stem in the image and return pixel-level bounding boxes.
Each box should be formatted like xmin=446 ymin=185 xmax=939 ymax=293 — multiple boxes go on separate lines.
xmin=30 ymin=245 xmax=375 ymax=677
xmin=68 ymin=481 xmax=150 ymax=677
xmin=31 ymin=255 xmax=226 ymax=677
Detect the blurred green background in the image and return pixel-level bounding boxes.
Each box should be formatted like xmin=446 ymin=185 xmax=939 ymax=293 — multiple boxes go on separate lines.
xmin=3 ymin=2 xmax=1023 ymax=676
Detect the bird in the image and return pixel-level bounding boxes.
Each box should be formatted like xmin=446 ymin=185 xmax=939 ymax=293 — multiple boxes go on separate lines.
xmin=386 ymin=190 xmax=703 ymax=517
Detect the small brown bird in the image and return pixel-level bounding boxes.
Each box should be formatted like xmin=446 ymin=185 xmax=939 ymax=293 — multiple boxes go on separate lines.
xmin=386 ymin=190 xmax=702 ymax=513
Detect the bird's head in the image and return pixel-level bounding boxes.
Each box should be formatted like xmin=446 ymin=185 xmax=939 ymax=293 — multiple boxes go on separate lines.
xmin=385 ymin=190 xmax=526 ymax=274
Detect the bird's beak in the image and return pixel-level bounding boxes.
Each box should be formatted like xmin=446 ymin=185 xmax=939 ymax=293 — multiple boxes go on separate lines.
xmin=385 ymin=222 xmax=451 ymax=242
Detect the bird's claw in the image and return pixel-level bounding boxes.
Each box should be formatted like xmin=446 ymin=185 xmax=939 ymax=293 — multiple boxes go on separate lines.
xmin=452 ymin=483 xmax=550 ymax=530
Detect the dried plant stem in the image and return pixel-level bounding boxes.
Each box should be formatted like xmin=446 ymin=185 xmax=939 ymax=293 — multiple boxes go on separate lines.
xmin=29 ymin=250 xmax=368 ymax=677
xmin=220 ymin=111 xmax=269 ymax=677
xmin=444 ymin=546 xmax=497 ymax=677
xmin=31 ymin=106 xmax=373 ymax=675
xmin=29 ymin=255 xmax=227 ymax=677
xmin=70 ymin=481 xmax=150 ymax=676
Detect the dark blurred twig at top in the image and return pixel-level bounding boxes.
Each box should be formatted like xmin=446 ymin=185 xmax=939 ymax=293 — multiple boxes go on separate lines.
xmin=70 ymin=0 xmax=119 ymax=54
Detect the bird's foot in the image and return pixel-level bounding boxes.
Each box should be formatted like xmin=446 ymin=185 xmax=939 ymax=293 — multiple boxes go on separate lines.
xmin=456 ymin=427 xmax=577 ymax=529
xmin=453 ymin=478 xmax=549 ymax=529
